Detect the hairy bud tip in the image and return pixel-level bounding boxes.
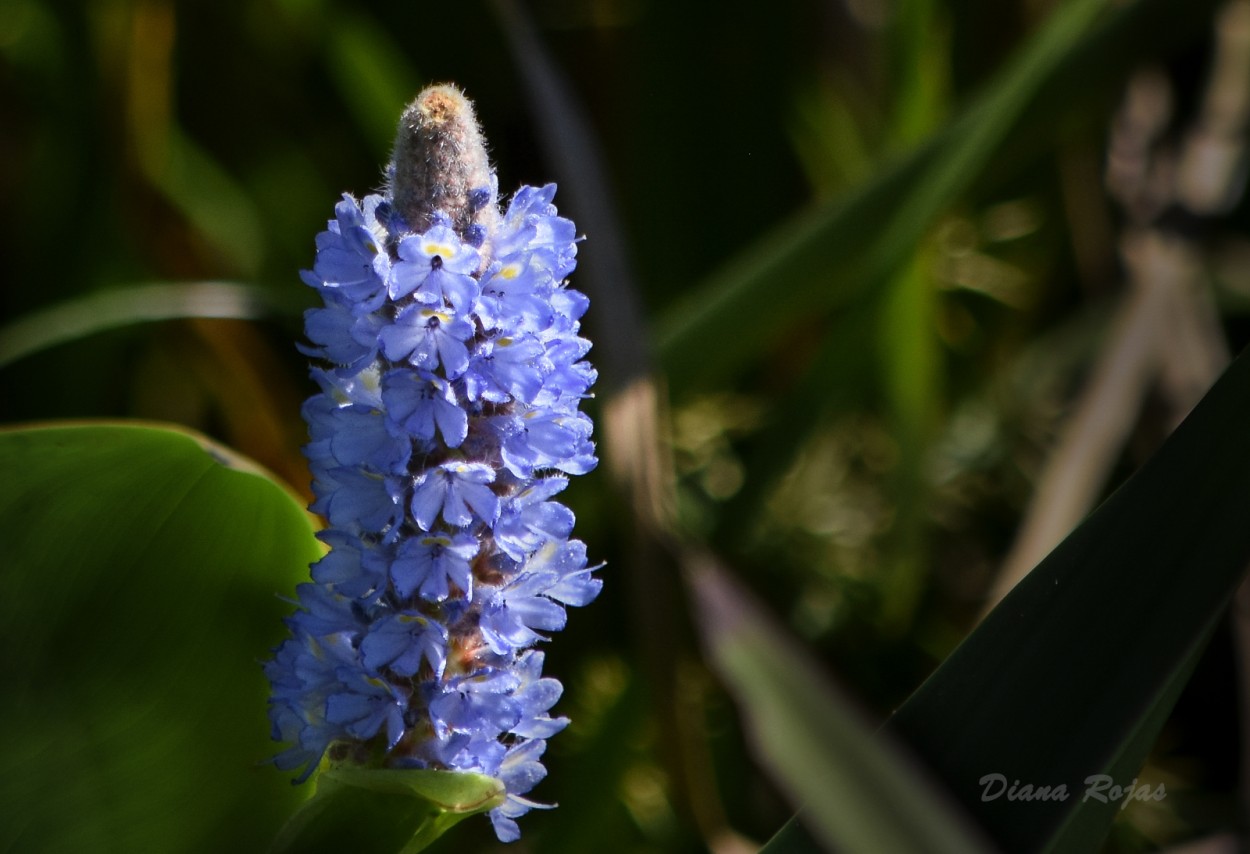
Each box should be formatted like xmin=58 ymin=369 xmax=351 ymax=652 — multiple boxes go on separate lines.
xmin=389 ymin=85 xmax=497 ymax=237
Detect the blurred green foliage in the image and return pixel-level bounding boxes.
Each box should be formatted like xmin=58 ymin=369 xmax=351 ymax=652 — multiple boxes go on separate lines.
xmin=4 ymin=0 xmax=1250 ymax=851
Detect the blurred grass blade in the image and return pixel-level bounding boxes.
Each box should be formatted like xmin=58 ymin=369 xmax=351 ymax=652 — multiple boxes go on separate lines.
xmin=874 ymin=249 xmax=943 ymax=628
xmin=887 ymin=347 xmax=1250 ymax=852
xmin=655 ymin=0 xmax=1217 ymax=392
xmin=271 ymin=766 xmax=505 ymax=854
xmin=490 ymin=0 xmax=651 ymax=389
xmin=686 ymin=550 xmax=993 ymax=854
xmin=885 ymin=0 xmax=950 ymax=149
xmin=0 ymin=281 xmax=282 ymax=369
xmin=324 ymin=9 xmax=422 ymax=161
xmin=150 ymin=127 xmax=266 ymax=276
xmin=0 ymin=422 xmax=321 ymax=852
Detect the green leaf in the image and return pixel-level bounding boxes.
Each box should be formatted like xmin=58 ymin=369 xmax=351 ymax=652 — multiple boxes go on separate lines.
xmin=887 ymin=347 xmax=1250 ymax=852
xmin=0 ymin=422 xmax=321 ymax=852
xmin=272 ymin=765 xmax=506 ymax=854
xmin=686 ymin=552 xmax=993 ymax=854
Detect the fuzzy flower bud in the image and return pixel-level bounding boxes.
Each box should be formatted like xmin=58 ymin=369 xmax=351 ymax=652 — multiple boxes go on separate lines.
xmin=390 ymin=85 xmax=499 ymax=238
xmin=266 ymin=84 xmax=600 ymax=842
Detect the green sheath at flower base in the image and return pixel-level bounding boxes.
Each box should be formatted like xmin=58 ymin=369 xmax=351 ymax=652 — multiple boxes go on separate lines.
xmin=271 ymin=765 xmax=506 ymax=853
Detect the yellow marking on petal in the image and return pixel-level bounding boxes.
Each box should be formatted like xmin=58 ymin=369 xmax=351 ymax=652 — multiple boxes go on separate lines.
xmin=423 ymin=241 xmax=458 ymax=258
xmin=498 ymin=263 xmax=522 ymax=280
xmin=420 ymin=308 xmax=451 ymax=323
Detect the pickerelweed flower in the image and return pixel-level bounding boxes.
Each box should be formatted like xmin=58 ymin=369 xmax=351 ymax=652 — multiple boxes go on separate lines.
xmin=266 ymin=85 xmax=601 ymax=842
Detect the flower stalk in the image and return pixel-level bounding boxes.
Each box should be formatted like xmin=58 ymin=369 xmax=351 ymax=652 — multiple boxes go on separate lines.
xmin=266 ymin=85 xmax=600 ymax=842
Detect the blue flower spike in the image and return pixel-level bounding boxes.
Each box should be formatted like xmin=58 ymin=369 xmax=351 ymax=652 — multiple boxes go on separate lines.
xmin=267 ymin=85 xmax=601 ymax=845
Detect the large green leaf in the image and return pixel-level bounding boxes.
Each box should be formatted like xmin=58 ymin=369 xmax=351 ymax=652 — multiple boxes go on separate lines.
xmin=887 ymin=347 xmax=1250 ymax=851
xmin=0 ymin=423 xmax=321 ymax=852
xmin=686 ymin=551 xmax=993 ymax=854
